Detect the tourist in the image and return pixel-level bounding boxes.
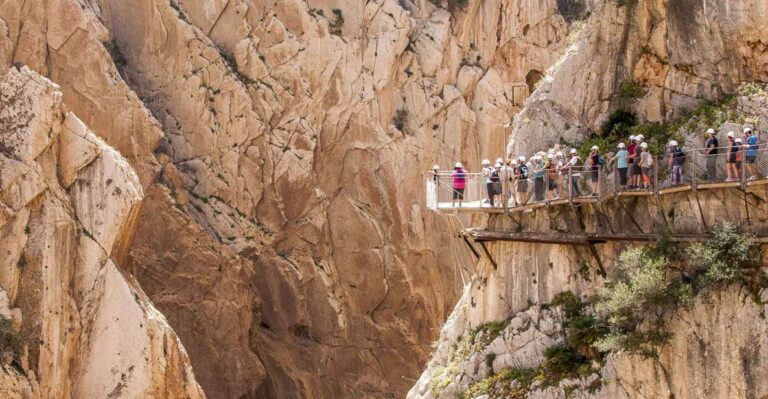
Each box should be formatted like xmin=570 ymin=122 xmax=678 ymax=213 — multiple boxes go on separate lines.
xmin=627 ymin=135 xmax=638 ymax=188
xmin=631 ymin=134 xmax=645 ymax=188
xmin=481 ymin=159 xmax=493 ymax=205
xmin=533 ymin=155 xmax=545 ymax=202
xmin=727 ymin=132 xmax=738 ymax=181
xmin=516 ymin=156 xmax=529 ymax=205
xmin=589 ymin=146 xmax=601 ymax=195
xmin=733 ymin=137 xmax=744 ymax=180
xmin=546 ymin=154 xmax=558 ymax=199
xmin=506 ymin=158 xmax=516 ymax=206
xmin=431 ymin=164 xmax=440 ymax=182
xmin=555 ymin=151 xmax=565 ymax=198
xmin=668 ymin=140 xmax=685 ymax=185
xmin=609 ymin=142 xmax=629 ymax=190
xmin=639 ymin=142 xmax=653 ymax=189
xmin=565 ymin=148 xmax=583 ymax=197
xmin=491 ymin=161 xmax=503 ymax=207
xmin=451 ymin=162 xmax=466 ymax=207
xmin=704 ymin=128 xmax=718 ymax=181
xmin=745 ymin=127 xmax=759 ymax=180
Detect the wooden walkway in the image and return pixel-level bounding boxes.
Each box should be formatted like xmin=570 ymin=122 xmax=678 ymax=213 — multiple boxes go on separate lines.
xmin=462 ymin=228 xmax=768 ymax=245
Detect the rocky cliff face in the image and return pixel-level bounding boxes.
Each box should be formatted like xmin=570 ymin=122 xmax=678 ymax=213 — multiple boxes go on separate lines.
xmin=0 ymin=67 xmax=203 ymax=398
xmin=410 ymin=0 xmax=768 ymax=397
xmin=1 ymin=0 xmax=572 ymax=397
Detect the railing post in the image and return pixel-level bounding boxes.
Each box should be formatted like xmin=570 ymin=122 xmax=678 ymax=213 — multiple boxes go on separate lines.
xmin=568 ymin=167 xmax=573 ymax=202
xmin=654 ymin=160 xmax=659 ymax=195
xmin=741 ymin=145 xmax=748 ymax=190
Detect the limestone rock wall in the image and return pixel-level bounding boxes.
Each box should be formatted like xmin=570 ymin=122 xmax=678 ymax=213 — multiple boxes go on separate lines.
xmin=0 ymin=67 xmax=203 ymax=397
xmin=509 ymin=0 xmax=768 ymax=155
xmin=2 ymin=0 xmax=572 ymax=397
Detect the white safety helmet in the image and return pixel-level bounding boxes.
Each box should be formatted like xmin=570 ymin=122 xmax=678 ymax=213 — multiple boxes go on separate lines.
xmin=744 ymin=127 xmax=753 ymax=134
xmin=618 ymin=142 xmax=626 ymax=148
xmin=591 ymin=145 xmax=599 ymax=151
xmin=727 ymin=131 xmax=735 ymax=138
xmin=454 ymin=162 xmax=462 ymax=168
xmin=482 ymin=159 xmax=490 ymax=165
xmin=556 ymin=151 xmax=563 ymax=157
xmin=518 ymin=156 xmax=526 ymax=162
xmin=569 ymin=148 xmax=578 ymax=155
xmin=735 ymin=138 xmax=743 ymax=144
xmin=433 ymin=164 xmax=440 ymax=171
xmin=495 ymin=157 xmax=504 ymax=164
xmin=640 ymin=142 xmax=648 ymax=149
xmin=706 ymin=128 xmax=716 ymax=135
xmin=495 ymin=162 xmax=503 ymax=168
xmin=635 ymin=134 xmax=645 ymax=141
xmin=668 ymin=140 xmax=678 ymax=147
xmin=547 ymin=154 xmax=555 ymax=160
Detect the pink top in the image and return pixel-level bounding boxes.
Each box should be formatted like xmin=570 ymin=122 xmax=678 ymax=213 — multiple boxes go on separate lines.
xmin=452 ymin=168 xmax=466 ymax=189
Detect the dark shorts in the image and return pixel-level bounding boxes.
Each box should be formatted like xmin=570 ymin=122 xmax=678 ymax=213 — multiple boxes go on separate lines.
xmin=729 ymin=153 xmax=737 ymax=163
xmin=642 ymin=167 xmax=651 ymax=176
xmin=517 ymin=180 xmax=528 ymax=193
xmin=632 ymin=163 xmax=641 ymax=175
xmin=493 ymin=182 xmax=503 ymax=195
xmin=591 ymin=169 xmax=599 ymax=182
xmin=452 ymin=188 xmax=464 ymax=200
xmin=747 ymin=155 xmax=757 ymax=164
xmin=548 ymin=178 xmax=557 ymax=190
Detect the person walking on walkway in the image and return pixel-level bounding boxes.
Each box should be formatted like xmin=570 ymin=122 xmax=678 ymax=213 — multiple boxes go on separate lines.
xmin=555 ymin=151 xmax=565 ymax=198
xmin=515 ymin=156 xmax=529 ymax=205
xmin=727 ymin=132 xmax=739 ymax=181
xmin=589 ymin=146 xmax=601 ymax=196
xmin=639 ymin=142 xmax=653 ymax=189
xmin=565 ymin=149 xmax=583 ymax=197
xmin=734 ymin=137 xmax=744 ymax=180
xmin=451 ymin=162 xmax=466 ymax=207
xmin=745 ymin=127 xmax=759 ymax=180
xmin=631 ymin=135 xmax=645 ymax=189
xmin=481 ymin=159 xmax=493 ymax=205
xmin=627 ymin=136 xmax=638 ymax=188
xmin=491 ymin=161 xmax=503 ymax=207
xmin=668 ymin=140 xmax=685 ymax=185
xmin=704 ymin=128 xmax=718 ymax=181
xmin=533 ymin=155 xmax=546 ymax=202
xmin=609 ymin=142 xmax=629 ymax=190
xmin=546 ymin=154 xmax=558 ymax=199
xmin=505 ymin=158 xmax=516 ymax=206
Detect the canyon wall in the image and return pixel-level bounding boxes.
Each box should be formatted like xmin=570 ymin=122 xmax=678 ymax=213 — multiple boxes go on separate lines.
xmin=0 ymin=67 xmax=203 ymax=398
xmin=1 ymin=0 xmax=575 ymax=397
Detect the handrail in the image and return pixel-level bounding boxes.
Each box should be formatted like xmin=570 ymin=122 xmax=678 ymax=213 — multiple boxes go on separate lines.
xmin=427 ymin=142 xmax=768 ymax=212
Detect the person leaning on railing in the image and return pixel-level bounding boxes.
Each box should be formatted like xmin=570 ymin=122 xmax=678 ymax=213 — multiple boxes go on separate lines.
xmin=609 ymin=142 xmax=629 ymax=189
xmin=705 ymin=128 xmax=718 ymax=181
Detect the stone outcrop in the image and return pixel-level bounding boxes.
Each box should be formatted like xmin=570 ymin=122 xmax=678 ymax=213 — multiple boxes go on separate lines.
xmin=508 ymin=0 xmax=768 ymax=156
xmin=0 ymin=67 xmax=203 ymax=398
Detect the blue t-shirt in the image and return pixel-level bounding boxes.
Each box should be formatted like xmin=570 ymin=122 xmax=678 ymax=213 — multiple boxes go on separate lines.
xmin=616 ymin=150 xmax=629 ymax=168
xmin=747 ymin=135 xmax=758 ymax=156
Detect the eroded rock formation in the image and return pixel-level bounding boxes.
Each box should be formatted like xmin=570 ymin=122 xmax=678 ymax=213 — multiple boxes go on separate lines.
xmin=0 ymin=67 xmax=203 ymax=398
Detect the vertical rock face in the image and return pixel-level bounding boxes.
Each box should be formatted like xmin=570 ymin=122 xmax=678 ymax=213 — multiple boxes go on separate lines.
xmin=508 ymin=0 xmax=768 ymax=155
xmin=0 ymin=67 xmax=204 ymax=398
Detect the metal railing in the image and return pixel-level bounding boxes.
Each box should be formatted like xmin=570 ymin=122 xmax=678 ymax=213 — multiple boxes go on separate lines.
xmin=426 ymin=142 xmax=768 ymax=212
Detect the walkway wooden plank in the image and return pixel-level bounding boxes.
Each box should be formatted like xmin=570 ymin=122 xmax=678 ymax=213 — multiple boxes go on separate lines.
xmin=464 ymin=229 xmax=768 ymax=245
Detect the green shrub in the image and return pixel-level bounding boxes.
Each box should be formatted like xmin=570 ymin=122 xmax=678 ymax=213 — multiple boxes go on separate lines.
xmin=0 ymin=316 xmax=23 ymax=365
xmin=687 ymin=222 xmax=760 ymax=285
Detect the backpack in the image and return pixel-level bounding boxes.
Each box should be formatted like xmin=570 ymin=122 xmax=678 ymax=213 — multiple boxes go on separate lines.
xmin=490 ymin=169 xmax=500 ymax=182
xmin=597 ymin=156 xmax=605 ymax=166
xmin=674 ymin=147 xmax=685 ymax=165
xmin=519 ymin=165 xmax=529 ymax=179
xmin=455 ymin=170 xmax=466 ymax=182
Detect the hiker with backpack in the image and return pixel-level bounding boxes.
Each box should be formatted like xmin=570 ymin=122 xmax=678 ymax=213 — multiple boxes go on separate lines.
xmin=638 ymin=142 xmax=653 ymax=189
xmin=631 ymin=135 xmax=645 ymax=189
xmin=726 ymin=131 xmax=739 ymax=181
xmin=515 ymin=156 xmax=529 ymax=205
xmin=668 ymin=140 xmax=685 ymax=185
xmin=565 ymin=149 xmax=583 ymax=197
xmin=546 ymin=154 xmax=558 ymax=200
xmin=451 ymin=162 xmax=466 ymax=207
xmin=589 ymin=146 xmax=602 ymax=196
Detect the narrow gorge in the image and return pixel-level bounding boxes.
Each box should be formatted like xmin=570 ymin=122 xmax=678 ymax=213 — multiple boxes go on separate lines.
xmin=0 ymin=0 xmax=766 ymax=398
